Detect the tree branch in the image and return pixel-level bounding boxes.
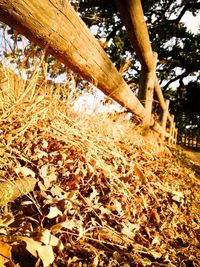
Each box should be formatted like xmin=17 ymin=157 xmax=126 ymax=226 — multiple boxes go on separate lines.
xmin=157 ymin=0 xmax=174 ymax=22
xmin=106 ymin=22 xmax=123 ymax=42
xmin=163 ymin=70 xmax=189 ymax=91
xmin=166 ymin=2 xmax=200 ymax=24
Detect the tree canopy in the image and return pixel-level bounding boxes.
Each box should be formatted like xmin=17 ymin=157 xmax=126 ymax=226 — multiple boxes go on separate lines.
xmin=1 ymin=0 xmax=199 ymax=88
xmin=70 ymin=0 xmax=200 ymax=90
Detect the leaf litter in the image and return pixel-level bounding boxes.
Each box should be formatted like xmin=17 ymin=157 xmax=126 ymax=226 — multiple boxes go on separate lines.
xmin=0 ymin=65 xmax=199 ymax=266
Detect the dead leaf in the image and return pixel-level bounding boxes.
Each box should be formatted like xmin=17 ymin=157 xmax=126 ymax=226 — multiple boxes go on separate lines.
xmin=0 ymin=213 xmax=14 ymax=227
xmin=0 ymin=241 xmax=12 ymax=266
xmin=46 ymin=206 xmax=62 ymax=219
xmin=20 ymin=237 xmax=55 ymax=267
xmin=152 ymin=234 xmax=161 ymax=245
xmin=121 ymin=222 xmax=138 ymax=239
xmin=172 ymin=191 xmax=184 ymax=203
xmin=14 ymin=166 xmax=35 ymax=178
xmin=44 ymin=173 xmax=58 ymax=189
xmin=38 ymin=229 xmax=51 ymax=245
xmin=39 ymin=229 xmax=64 ymax=250
xmin=36 ymin=244 xmax=55 ymax=267
xmin=150 ymin=250 xmax=162 ymax=259
xmin=39 ymin=165 xmax=48 ymax=178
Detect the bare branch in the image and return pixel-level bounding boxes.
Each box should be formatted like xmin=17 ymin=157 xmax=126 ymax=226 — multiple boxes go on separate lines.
xmin=166 ymin=2 xmax=200 ymax=24
xmin=106 ymin=22 xmax=123 ymax=42
xmin=163 ymin=70 xmax=189 ymax=91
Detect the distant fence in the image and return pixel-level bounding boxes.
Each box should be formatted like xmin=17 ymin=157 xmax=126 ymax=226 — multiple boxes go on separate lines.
xmin=177 ymin=134 xmax=200 ymax=149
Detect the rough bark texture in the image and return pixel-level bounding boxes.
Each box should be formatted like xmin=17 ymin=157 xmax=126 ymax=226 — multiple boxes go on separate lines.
xmin=0 ymin=0 xmax=146 ymax=119
xmin=115 ymin=0 xmax=163 ymax=105
xmin=138 ymin=52 xmax=157 ymax=128
xmin=0 ymin=177 xmax=36 ymax=206
xmin=154 ymin=77 xmax=166 ymax=111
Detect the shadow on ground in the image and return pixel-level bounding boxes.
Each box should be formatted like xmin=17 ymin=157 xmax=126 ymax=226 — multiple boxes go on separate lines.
xmin=176 ymin=147 xmax=200 ymax=179
xmin=172 ymin=145 xmax=200 ymax=179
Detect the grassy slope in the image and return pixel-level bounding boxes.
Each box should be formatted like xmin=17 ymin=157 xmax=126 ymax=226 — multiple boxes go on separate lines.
xmin=0 ymin=66 xmax=199 ymax=267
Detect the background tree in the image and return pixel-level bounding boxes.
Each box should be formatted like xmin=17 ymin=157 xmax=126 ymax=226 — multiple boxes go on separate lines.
xmin=169 ymin=81 xmax=200 ymax=135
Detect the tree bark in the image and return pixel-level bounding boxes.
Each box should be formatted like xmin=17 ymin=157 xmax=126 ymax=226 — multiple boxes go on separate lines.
xmin=138 ymin=52 xmax=157 ymax=128
xmin=0 ymin=177 xmax=36 ymax=207
xmin=0 ymin=0 xmax=146 ymax=119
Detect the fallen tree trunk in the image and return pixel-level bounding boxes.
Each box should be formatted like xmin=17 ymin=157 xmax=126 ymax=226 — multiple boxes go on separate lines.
xmin=0 ymin=0 xmax=145 ymax=119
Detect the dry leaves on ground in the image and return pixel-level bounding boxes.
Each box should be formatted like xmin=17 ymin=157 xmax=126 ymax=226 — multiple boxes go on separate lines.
xmin=0 ymin=68 xmax=199 ymax=266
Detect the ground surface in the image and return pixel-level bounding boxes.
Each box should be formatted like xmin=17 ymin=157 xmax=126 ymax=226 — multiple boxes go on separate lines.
xmin=0 ymin=68 xmax=200 ymax=267
xmin=182 ymin=149 xmax=200 ymax=178
xmin=186 ymin=151 xmax=200 ymax=163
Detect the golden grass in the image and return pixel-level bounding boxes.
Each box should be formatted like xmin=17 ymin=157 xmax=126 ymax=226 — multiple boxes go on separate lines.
xmin=0 ymin=64 xmax=199 ymax=266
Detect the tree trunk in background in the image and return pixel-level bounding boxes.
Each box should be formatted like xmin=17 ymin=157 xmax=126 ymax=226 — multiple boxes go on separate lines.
xmin=0 ymin=0 xmax=146 ymax=119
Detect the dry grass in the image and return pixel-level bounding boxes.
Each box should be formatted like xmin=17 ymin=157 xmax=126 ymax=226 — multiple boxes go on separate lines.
xmin=0 ymin=64 xmax=199 ymax=267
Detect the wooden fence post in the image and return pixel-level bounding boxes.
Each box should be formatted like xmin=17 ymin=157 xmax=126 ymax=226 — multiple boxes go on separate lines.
xmin=161 ymin=99 xmax=170 ymax=141
xmin=172 ymin=123 xmax=176 ymax=145
xmin=115 ymin=0 xmax=155 ymax=72
xmin=168 ymin=115 xmax=174 ymax=145
xmin=115 ymin=0 xmax=178 ymax=136
xmin=184 ymin=135 xmax=186 ymax=146
xmin=171 ymin=125 xmax=175 ymax=145
xmin=139 ymin=52 xmax=158 ymax=129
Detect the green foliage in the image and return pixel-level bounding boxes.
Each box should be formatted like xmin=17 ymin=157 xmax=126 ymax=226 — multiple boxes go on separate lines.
xmin=1 ymin=0 xmax=199 ymax=87
xmin=184 ymin=81 xmax=200 ymax=113
xmin=71 ymin=0 xmax=200 ymax=88
xmin=169 ymin=81 xmax=200 ymax=135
